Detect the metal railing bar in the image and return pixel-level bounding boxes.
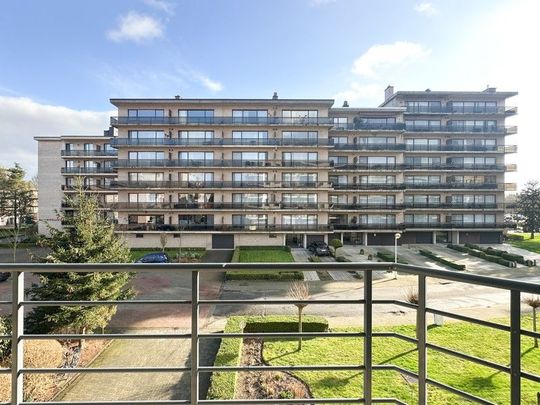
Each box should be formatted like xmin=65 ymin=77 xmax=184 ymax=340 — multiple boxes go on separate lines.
xmin=20 ymin=300 xmax=191 ymax=306
xmin=364 ymin=270 xmax=373 ymax=405
xmin=521 ymin=370 xmax=540 ymax=384
xmin=191 ymin=270 xmax=199 ymax=405
xmin=199 ymin=399 xmax=366 ymax=404
xmin=21 ymin=367 xmax=191 ymax=374
xmin=374 ymin=364 xmax=418 ymax=379
xmin=426 ymin=378 xmax=496 ymax=405
xmin=22 ymin=401 xmax=190 ymax=405
xmin=199 ymin=299 xmax=365 ymax=305
xmin=198 ymin=332 xmax=365 ymax=338
xmin=425 ymin=307 xmax=512 ymax=332
xmin=510 ymin=290 xmax=521 ymax=404
xmin=0 ymin=368 xmax=10 ymax=373
xmin=199 ymin=365 xmax=365 ymax=372
xmin=418 ymin=275 xmax=427 ymax=405
xmin=0 ymin=301 xmax=11 ymax=304
xmin=373 ymin=299 xmax=418 ymax=309
xmin=426 ymin=343 xmax=510 ymax=373
xmin=21 ymin=333 xmax=191 ymax=340
xmin=373 ymin=332 xmax=418 ymax=344
xmin=520 ymin=328 xmax=540 ymax=339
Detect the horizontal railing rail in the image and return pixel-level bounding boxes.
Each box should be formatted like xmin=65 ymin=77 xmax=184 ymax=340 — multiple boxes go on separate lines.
xmin=61 ymin=150 xmax=118 ymax=157
xmin=1 ymin=262 xmax=539 ymax=405
xmin=404 ymin=106 xmax=517 ymax=114
xmin=111 ymin=116 xmax=335 ymax=126
xmin=115 ymin=224 xmax=332 ymax=232
xmin=107 ymin=202 xmax=329 ymax=210
xmin=332 ymin=144 xmax=514 ymax=152
xmin=60 ymin=167 xmax=117 ymax=174
xmin=331 ymin=182 xmax=502 ymax=190
xmin=109 ymin=180 xmax=332 ymax=189
xmin=111 ymin=138 xmax=330 ymax=147
xmin=114 ymin=159 xmax=330 ymax=168
xmin=330 ymin=163 xmax=505 ymax=171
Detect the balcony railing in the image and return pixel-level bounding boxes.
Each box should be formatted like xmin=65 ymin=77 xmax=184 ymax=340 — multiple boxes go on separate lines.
xmin=114 ymin=159 xmax=329 ymax=168
xmin=403 ymin=222 xmax=511 ymax=229
xmin=331 ymin=144 xmax=516 ymax=153
xmin=111 ymin=138 xmax=329 ymax=147
xmin=108 ymin=202 xmax=327 ymax=210
xmin=110 ymin=180 xmax=331 ymax=189
xmin=331 ymin=122 xmax=406 ymax=131
xmin=405 ymin=106 xmax=518 ymax=114
xmin=332 ymin=182 xmax=502 ymax=191
xmin=404 ymin=202 xmax=503 ymax=210
xmin=116 ymin=223 xmax=331 ymax=232
xmin=330 ymin=163 xmax=505 ymax=171
xmin=110 ymin=116 xmax=334 ymax=126
xmin=61 ymin=167 xmax=117 ymax=174
xmin=405 ymin=125 xmax=516 ymax=134
xmin=61 ymin=150 xmax=118 ymax=157
xmin=1 ymin=262 xmax=538 ymax=405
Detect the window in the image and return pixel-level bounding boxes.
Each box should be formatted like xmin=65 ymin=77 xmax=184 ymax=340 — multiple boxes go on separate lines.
xmin=84 ymin=161 xmax=98 ymax=168
xmin=232 ymin=214 xmax=268 ymax=227
xmin=179 ymin=215 xmax=213 ymax=226
xmin=128 ymin=193 xmax=165 ymax=203
xmin=282 ymin=110 xmax=318 ymax=123
xmin=128 ymin=130 xmax=165 ymax=139
xmin=448 ymin=120 xmax=497 ymax=132
xmin=353 ymin=117 xmax=396 ymax=129
xmin=233 ymin=194 xmax=268 ymax=206
xmin=233 ymin=172 xmax=268 ymax=183
xmin=358 ymin=195 xmax=395 ymax=206
xmin=330 ymin=136 xmax=348 ymax=145
xmin=129 ymin=172 xmax=164 ymax=182
xmin=404 ymin=156 xmax=441 ymax=166
xmin=449 ymin=101 xmax=497 ymax=113
xmin=451 ymin=214 xmax=496 ymax=224
xmin=282 ymin=194 xmax=317 ymax=205
xmin=333 ymin=117 xmax=348 ymax=129
xmin=359 ymin=214 xmax=396 ymax=224
xmin=178 ymin=109 xmax=214 ymax=124
xmin=178 ymin=193 xmax=214 ymax=207
xmin=179 ymin=151 xmax=214 ymax=162
xmin=282 ymin=214 xmax=318 ymax=225
xmin=357 ymin=137 xmax=396 ymax=145
xmin=232 ymin=110 xmax=267 ymax=123
xmin=179 ymin=131 xmax=214 ymax=144
xmin=448 ymin=175 xmax=496 ymax=184
xmin=330 ymin=195 xmax=347 ymax=204
xmin=405 ymin=175 xmax=441 ymax=185
xmin=128 ymin=151 xmax=164 ymax=161
xmin=360 ymin=175 xmax=396 ymax=184
xmin=282 ymin=131 xmax=318 ymax=144
xmin=282 ymin=173 xmax=317 ymax=185
xmin=329 ymin=175 xmax=348 ymax=185
xmin=448 ymin=157 xmax=496 ymax=167
xmin=232 ymin=152 xmax=267 ymax=163
xmin=451 ymin=195 xmax=496 ymax=206
xmin=405 ymin=139 xmax=441 ymax=150
xmin=357 ymin=156 xmax=396 ymax=167
xmin=282 ymin=152 xmax=318 ymax=164
xmin=128 ymin=215 xmax=164 ymax=224
xmin=84 ymin=143 xmax=95 ymax=151
xmin=404 ymin=214 xmax=440 ymax=224
xmin=231 ymin=131 xmax=268 ymax=144
xmin=65 ymin=160 xmax=75 ymax=168
xmin=448 ymin=139 xmax=497 ymax=149
xmin=404 ymin=195 xmax=440 ymax=206
xmin=329 ymin=156 xmax=348 ymax=166
xmin=405 ymin=101 xmax=442 ymax=113
xmin=128 ymin=109 xmax=164 ymax=118
xmin=405 ymin=120 xmax=441 ymax=131
xmin=179 ymin=172 xmax=214 ymax=183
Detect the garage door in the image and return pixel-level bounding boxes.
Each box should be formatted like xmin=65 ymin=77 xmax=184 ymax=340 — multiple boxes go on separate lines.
xmin=212 ymin=234 xmax=234 ymax=249
xmin=306 ymin=235 xmax=325 ymax=245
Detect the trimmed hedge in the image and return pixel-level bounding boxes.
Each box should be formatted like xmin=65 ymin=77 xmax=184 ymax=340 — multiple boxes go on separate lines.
xmin=237 ymin=245 xmax=292 ymax=252
xmin=447 ymin=244 xmax=516 ymax=268
xmin=418 ymin=249 xmax=465 ymax=271
xmin=464 ymin=243 xmax=535 ymax=267
xmin=225 ymin=271 xmax=303 ymax=281
xmin=506 ymin=233 xmax=525 ymax=241
xmin=376 ymin=251 xmax=408 ymax=264
xmin=206 ymin=315 xmax=328 ymax=400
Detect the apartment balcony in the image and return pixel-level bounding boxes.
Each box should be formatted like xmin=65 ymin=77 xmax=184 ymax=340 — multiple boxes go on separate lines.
xmin=61 ymin=184 xmax=116 ymax=192
xmin=332 ymin=144 xmax=517 ymax=153
xmin=110 ymin=180 xmax=331 ymax=190
xmin=61 ymin=150 xmax=118 ymax=157
xmin=116 ymin=223 xmax=332 ymax=232
xmin=404 ymin=203 xmax=504 ymax=210
xmin=331 ymin=163 xmax=402 ymax=171
xmin=332 ymin=182 xmax=503 ymax=191
xmin=61 ymin=167 xmax=117 ymax=174
xmin=405 ymin=125 xmax=517 ymax=134
xmin=111 ymin=138 xmax=329 ymax=147
xmin=402 ymin=163 xmax=505 ymax=172
xmin=110 ymin=116 xmax=334 ymax=126
xmin=332 ymin=223 xmax=401 ymax=230
xmin=505 ymin=163 xmax=518 ymax=172
xmin=332 ymin=183 xmax=405 ymax=191
xmin=505 ymin=182 xmax=518 ymax=191
xmin=2 ymin=262 xmax=538 ymax=405
xmin=331 ymin=203 xmax=403 ymax=210
xmin=114 ymin=159 xmax=329 ymax=169
xmin=404 ymin=106 xmax=518 ymax=115
xmin=403 ymin=222 xmax=512 ymax=229
xmin=331 ymin=122 xmax=406 ymax=131
xmin=108 ymin=202 xmax=327 ymax=210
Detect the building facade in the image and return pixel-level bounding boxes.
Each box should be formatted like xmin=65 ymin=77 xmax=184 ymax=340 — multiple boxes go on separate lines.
xmin=35 ymin=87 xmax=518 ymax=248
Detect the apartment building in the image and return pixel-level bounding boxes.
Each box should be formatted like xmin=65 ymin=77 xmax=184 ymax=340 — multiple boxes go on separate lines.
xmin=35 ymin=87 xmax=517 ymax=248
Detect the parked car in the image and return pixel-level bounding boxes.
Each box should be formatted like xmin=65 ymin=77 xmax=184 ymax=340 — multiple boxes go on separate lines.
xmin=307 ymin=241 xmax=330 ymax=256
xmin=0 ymin=272 xmax=10 ymax=282
xmin=135 ymin=252 xmax=171 ymax=263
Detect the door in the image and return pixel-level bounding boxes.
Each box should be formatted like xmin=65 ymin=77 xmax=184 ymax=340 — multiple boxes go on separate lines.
xmin=212 ymin=234 xmax=234 ymax=249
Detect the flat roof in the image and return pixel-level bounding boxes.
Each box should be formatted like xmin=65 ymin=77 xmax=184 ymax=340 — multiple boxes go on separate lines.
xmin=34 ymin=135 xmax=111 ymax=141
xmin=110 ymin=98 xmax=335 ymax=107
xmin=380 ymin=90 xmax=518 ymax=106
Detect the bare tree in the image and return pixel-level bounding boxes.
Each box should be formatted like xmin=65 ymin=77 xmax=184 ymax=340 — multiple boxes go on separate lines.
xmin=159 ymin=233 xmax=168 ymax=252
xmin=404 ymin=287 xmax=418 ymax=305
xmin=288 ymin=281 xmax=309 ymax=350
xmin=523 ymin=295 xmax=540 ymax=348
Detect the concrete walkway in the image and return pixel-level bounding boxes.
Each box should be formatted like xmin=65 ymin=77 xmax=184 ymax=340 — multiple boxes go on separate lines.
xmin=290 ymin=248 xmax=320 ymax=281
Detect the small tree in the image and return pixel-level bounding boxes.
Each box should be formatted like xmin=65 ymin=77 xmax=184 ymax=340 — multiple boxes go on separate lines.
xmin=329 ymin=238 xmax=343 ymax=257
xmin=516 ymin=181 xmax=540 ymax=239
xmin=26 ymin=181 xmax=134 ymax=357
xmin=160 ymin=233 xmax=168 ymax=252
xmin=523 ymin=295 xmax=540 ymax=348
xmin=288 ymin=281 xmax=309 ymax=350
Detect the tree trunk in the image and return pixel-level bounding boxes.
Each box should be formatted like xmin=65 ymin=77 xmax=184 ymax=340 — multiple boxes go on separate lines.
xmin=531 ymin=230 xmax=535 ymax=240
xmin=534 ymin=307 xmax=538 ymax=348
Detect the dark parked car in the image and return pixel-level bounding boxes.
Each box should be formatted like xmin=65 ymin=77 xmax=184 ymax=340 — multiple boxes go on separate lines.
xmin=135 ymin=252 xmax=171 ymax=263
xmin=0 ymin=272 xmax=10 ymax=282
xmin=307 ymin=241 xmax=330 ymax=256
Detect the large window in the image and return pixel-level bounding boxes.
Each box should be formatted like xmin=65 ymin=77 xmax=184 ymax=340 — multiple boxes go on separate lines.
xmin=356 ymin=156 xmax=396 ymax=166
xmin=232 ymin=110 xmax=268 ymax=123
xmin=179 ymin=131 xmax=214 ymax=144
xmin=448 ymin=120 xmax=497 ymax=132
xmin=128 ymin=215 xmax=164 ymax=224
xmin=128 ymin=130 xmax=165 ymax=139
xmin=449 ymin=101 xmax=497 ymax=114
xmin=282 ymin=173 xmax=317 ymax=185
xmin=179 ymin=172 xmax=214 ymax=183
xmin=360 ymin=175 xmax=396 ymax=184
xmin=231 ymin=131 xmax=268 ymax=144
xmin=451 ymin=195 xmax=496 ymax=206
xmin=357 ymin=136 xmax=396 ymax=145
xmin=178 ymin=193 xmax=214 ymax=207
xmin=128 ymin=151 xmax=164 ymax=161
xmin=404 ymin=214 xmax=440 ymax=224
xmin=448 ymin=157 xmax=496 ymax=167
xmin=128 ymin=193 xmax=165 ymax=203
xmin=232 ymin=214 xmax=268 ymax=228
xmin=405 ymin=101 xmax=442 ymax=113
xmin=448 ymin=175 xmax=496 ymax=184
xmin=404 ymin=156 xmax=441 ymax=166
xmin=232 ymin=152 xmax=267 ymax=163
xmin=329 ymin=175 xmax=348 ymax=185
xmin=179 ymin=215 xmax=213 ymax=227
xmin=282 ymin=214 xmax=318 ymax=225
xmin=282 ymin=152 xmax=318 ymax=165
xmin=404 ymin=195 xmax=441 ymax=206
xmin=359 ymin=214 xmax=396 ymax=224
xmin=353 ymin=117 xmax=396 ymax=129
xmin=358 ymin=195 xmax=395 ymax=206
xmin=282 ymin=131 xmax=318 ymax=144
xmin=232 ymin=194 xmax=268 ymax=206
xmin=127 ymin=109 xmax=164 ymax=118
xmin=282 ymin=194 xmax=317 ymax=206
xmin=329 ymin=156 xmax=348 ymax=166
xmin=282 ymin=110 xmax=318 ymax=123
xmin=405 ymin=138 xmax=441 ymax=150
xmin=179 ymin=151 xmax=214 ymax=163
xmin=329 ymin=136 xmax=348 ymax=145
xmin=451 ymin=214 xmax=496 ymax=224
xmin=405 ymin=120 xmax=441 ymax=131
xmin=404 ymin=175 xmax=441 ymax=185
xmin=333 ymin=117 xmax=348 ymax=129
xmin=178 ymin=109 xmax=214 ymax=124
xmin=233 ymin=172 xmax=268 ymax=183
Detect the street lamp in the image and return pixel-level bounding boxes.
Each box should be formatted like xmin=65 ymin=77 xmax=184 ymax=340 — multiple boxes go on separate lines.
xmin=394 ymin=232 xmax=401 ymax=279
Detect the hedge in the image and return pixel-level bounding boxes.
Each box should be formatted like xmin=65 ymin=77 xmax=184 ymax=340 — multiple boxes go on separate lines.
xmin=447 ymin=244 xmax=516 ymax=268
xmin=418 ymin=249 xmax=465 ymax=271
xmin=506 ymin=233 xmax=525 ymax=241
xmin=465 ymin=243 xmax=535 ymax=267
xmin=237 ymin=245 xmax=292 ymax=252
xmin=376 ymin=251 xmax=408 ymax=264
xmin=225 ymin=271 xmax=303 ymax=280
xmin=206 ymin=315 xmax=328 ymax=400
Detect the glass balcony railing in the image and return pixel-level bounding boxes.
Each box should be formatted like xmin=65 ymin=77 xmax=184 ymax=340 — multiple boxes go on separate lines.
xmin=111 ymin=116 xmax=334 ymax=126
xmin=61 ymin=167 xmax=117 ymax=174
xmin=114 ymin=159 xmax=329 ymax=168
xmin=61 ymin=150 xmax=118 ymax=157
xmin=111 ymin=138 xmax=328 ymax=147
xmin=116 ymin=223 xmax=332 ymax=232
xmin=405 ymin=106 xmax=517 ymax=114
xmin=109 ymin=181 xmax=331 ymax=189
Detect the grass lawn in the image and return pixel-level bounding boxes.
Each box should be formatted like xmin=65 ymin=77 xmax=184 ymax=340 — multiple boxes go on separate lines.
xmin=209 ymin=316 xmax=540 ymax=404
xmin=226 ymin=247 xmax=301 ymax=280
xmin=129 ymin=247 xmax=205 ymax=262
xmin=508 ymin=232 xmax=540 ymax=254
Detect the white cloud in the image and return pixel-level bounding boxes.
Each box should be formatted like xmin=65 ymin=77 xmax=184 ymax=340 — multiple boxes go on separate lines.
xmin=193 ymin=73 xmax=223 ymax=92
xmin=414 ymin=2 xmax=438 ymax=16
xmin=143 ymin=0 xmax=175 ymax=16
xmin=351 ymin=41 xmax=430 ymax=77
xmin=0 ymin=96 xmax=110 ymax=178
xmin=333 ymin=83 xmax=382 ymax=105
xmin=107 ymin=12 xmax=163 ymax=43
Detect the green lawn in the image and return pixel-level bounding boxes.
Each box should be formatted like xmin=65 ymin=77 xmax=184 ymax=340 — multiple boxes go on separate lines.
xmin=209 ymin=316 xmax=540 ymax=404
xmin=129 ymin=248 xmax=205 ymax=262
xmin=508 ymin=233 xmax=540 ymax=254
xmin=226 ymin=247 xmax=301 ymax=280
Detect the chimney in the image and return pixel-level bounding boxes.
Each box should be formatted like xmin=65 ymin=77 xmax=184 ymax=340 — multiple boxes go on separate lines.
xmin=272 ymin=92 xmax=278 ymax=100
xmin=483 ymin=86 xmax=496 ymax=93
xmin=174 ymin=95 xmax=181 ymax=99
xmin=384 ymin=85 xmax=394 ymax=101
xmin=342 ymin=101 xmax=349 ymax=107
xmin=425 ymin=88 xmax=431 ymax=92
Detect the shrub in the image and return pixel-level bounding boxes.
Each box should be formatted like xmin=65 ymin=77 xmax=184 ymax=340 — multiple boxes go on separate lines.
xmin=329 ymin=239 xmax=343 ymax=250
xmin=359 ymin=248 xmax=364 ymax=255
xmin=376 ymin=251 xmax=408 ymax=264
xmin=367 ymin=254 xmax=373 ymax=260
xmin=507 ymin=233 xmax=525 ymax=241
xmin=448 ymin=244 xmax=515 ymax=268
xmin=418 ymin=249 xmax=465 ymax=271
xmin=308 ymin=255 xmax=321 ymax=262
xmin=225 ymin=271 xmax=303 ymax=281
xmin=336 ymin=256 xmax=351 ymax=262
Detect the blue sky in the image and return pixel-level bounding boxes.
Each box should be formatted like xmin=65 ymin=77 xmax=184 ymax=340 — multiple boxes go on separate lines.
xmin=0 ymin=0 xmax=538 ymax=186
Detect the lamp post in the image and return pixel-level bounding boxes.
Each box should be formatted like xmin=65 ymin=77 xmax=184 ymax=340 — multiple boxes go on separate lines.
xmin=394 ymin=232 xmax=401 ymax=279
